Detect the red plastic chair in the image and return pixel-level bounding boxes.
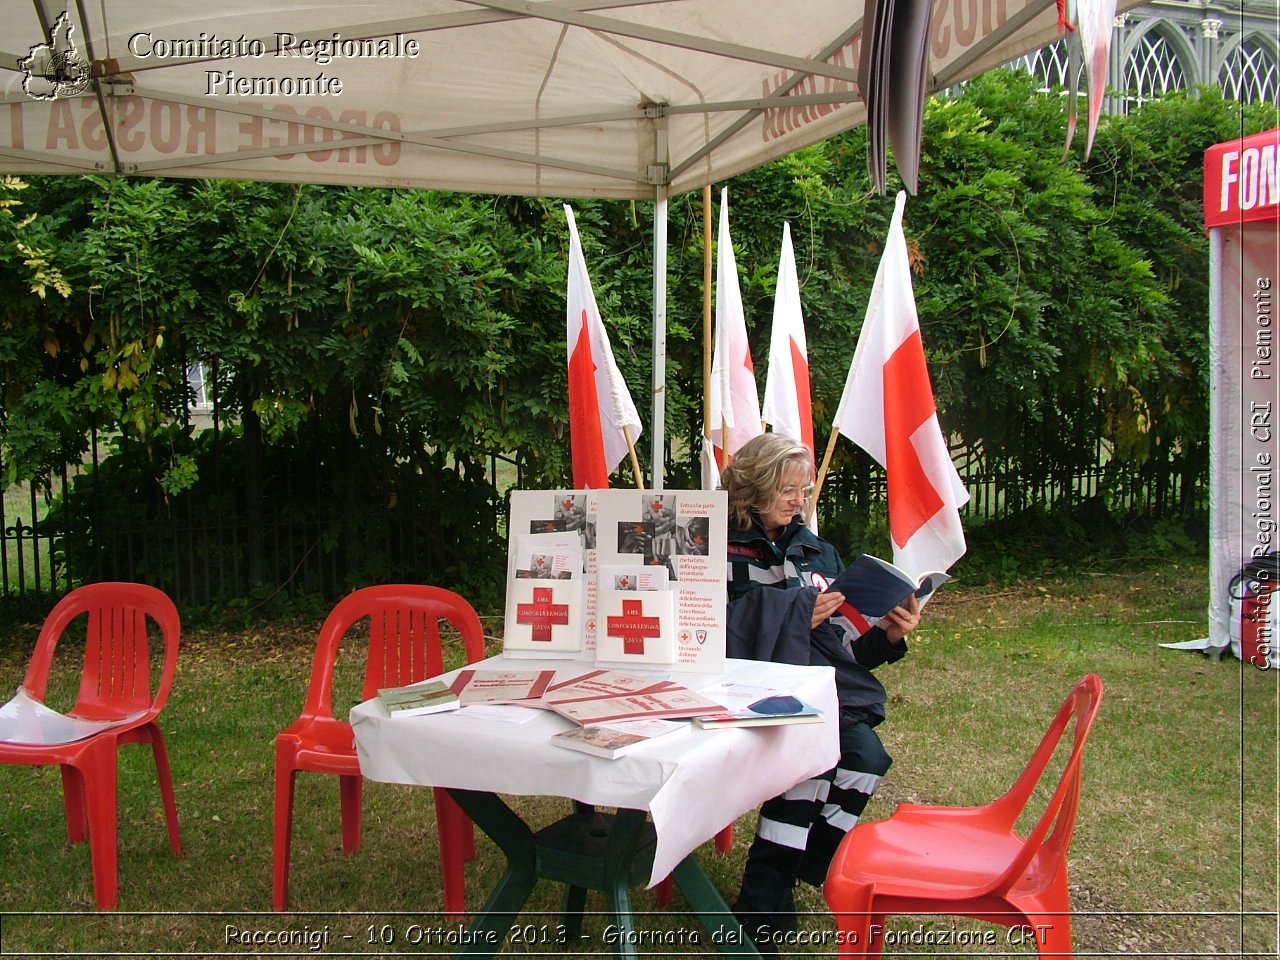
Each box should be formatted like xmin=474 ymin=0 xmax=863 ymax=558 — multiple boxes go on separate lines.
xmin=273 ymin=584 xmax=486 ymax=915
xmin=824 ymin=674 xmax=1104 ymax=957
xmin=0 ymin=582 xmax=183 ymax=910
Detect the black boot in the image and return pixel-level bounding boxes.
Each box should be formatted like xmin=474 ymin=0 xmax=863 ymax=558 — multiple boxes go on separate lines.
xmin=733 ymin=899 xmax=793 ymax=959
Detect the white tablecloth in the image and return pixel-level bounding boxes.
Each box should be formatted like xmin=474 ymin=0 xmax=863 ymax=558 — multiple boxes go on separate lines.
xmin=0 ymin=688 xmax=147 ymax=744
xmin=350 ymin=657 xmax=839 ymax=887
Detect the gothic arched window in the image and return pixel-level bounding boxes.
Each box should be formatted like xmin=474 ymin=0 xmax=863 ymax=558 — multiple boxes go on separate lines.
xmin=1018 ymin=38 xmax=1075 ymax=91
xmin=1124 ymin=28 xmax=1189 ymax=104
xmin=1219 ymin=36 xmax=1279 ymax=105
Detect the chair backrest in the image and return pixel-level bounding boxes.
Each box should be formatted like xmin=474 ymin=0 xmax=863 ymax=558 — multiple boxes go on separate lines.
xmin=995 ymin=673 xmax=1104 ymax=898
xmin=23 ymin=582 xmax=181 ymax=722
xmin=301 ymin=584 xmax=487 ymax=721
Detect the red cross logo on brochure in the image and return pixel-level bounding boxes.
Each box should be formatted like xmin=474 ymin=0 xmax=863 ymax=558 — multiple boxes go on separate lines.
xmin=515 ymin=587 xmax=570 ymax=642
xmin=606 ymin=599 xmax=663 ymax=655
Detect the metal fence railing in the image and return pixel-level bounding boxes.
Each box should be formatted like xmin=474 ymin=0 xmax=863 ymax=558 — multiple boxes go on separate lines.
xmin=2 ymin=436 xmax=1205 ymax=620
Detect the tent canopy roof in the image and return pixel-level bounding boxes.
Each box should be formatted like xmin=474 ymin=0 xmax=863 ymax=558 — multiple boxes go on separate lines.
xmin=5 ymin=0 xmax=1091 ymax=199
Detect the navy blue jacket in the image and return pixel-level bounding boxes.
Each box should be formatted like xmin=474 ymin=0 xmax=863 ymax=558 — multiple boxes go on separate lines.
xmin=725 ymin=513 xmax=906 ymax=722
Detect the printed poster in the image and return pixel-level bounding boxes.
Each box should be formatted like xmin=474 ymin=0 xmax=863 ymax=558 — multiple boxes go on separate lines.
xmin=595 ymin=489 xmax=727 ymax=673
xmin=503 ymin=490 xmax=597 ymax=659
xmin=501 ymin=489 xmax=727 ymax=672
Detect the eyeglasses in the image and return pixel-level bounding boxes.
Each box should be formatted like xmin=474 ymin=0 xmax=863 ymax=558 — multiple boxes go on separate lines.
xmin=775 ymin=484 xmax=815 ymax=500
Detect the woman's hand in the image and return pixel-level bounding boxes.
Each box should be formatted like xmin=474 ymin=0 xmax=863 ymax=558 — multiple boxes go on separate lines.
xmin=811 ymin=589 xmax=846 ymax=629
xmin=881 ymin=594 xmax=921 ymax=644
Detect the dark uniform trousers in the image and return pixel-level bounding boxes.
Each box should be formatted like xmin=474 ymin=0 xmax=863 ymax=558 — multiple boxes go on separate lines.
xmin=737 ymin=711 xmax=892 ymax=924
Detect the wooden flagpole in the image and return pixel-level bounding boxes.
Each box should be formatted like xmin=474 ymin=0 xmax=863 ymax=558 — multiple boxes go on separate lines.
xmin=808 ymin=427 xmax=841 ymax=524
xmin=622 ymin=425 xmax=644 ymax=490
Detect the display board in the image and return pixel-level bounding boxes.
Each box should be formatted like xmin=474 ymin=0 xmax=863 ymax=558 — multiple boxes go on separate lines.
xmin=503 ymin=489 xmax=727 ymax=673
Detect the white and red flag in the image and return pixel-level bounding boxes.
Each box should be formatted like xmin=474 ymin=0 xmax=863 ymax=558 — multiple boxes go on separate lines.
xmin=832 ymin=191 xmax=968 ymax=577
xmin=700 ymin=437 xmax=722 ymax=491
xmin=565 ymin=204 xmax=642 ymax=489
xmin=762 ymin=222 xmax=815 ymax=454
xmin=762 ymin=222 xmax=817 ymax=529
xmin=1063 ymin=0 xmax=1118 ymax=158
xmin=709 ymin=187 xmax=761 ymax=471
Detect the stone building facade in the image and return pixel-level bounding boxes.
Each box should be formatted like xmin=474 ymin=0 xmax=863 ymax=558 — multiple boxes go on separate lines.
xmin=1017 ymin=0 xmax=1277 ymax=108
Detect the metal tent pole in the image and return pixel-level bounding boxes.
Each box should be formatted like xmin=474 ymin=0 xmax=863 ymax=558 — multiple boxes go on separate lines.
xmin=651 ymin=184 xmax=669 ymax=491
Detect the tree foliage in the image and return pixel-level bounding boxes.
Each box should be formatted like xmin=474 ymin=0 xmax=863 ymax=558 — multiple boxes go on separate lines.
xmin=1 ymin=73 xmax=1273 ymax=600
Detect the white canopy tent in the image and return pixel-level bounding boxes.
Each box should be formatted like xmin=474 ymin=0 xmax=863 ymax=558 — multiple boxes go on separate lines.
xmin=1204 ymin=128 xmax=1280 ymax=667
xmin=1 ymin=0 xmax=1126 ymax=484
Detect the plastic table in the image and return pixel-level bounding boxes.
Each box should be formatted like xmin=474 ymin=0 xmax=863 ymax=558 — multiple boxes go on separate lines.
xmin=351 ymin=657 xmax=839 ymax=958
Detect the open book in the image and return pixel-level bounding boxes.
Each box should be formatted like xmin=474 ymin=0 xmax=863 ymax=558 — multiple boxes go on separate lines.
xmin=823 ymin=554 xmax=949 ymax=619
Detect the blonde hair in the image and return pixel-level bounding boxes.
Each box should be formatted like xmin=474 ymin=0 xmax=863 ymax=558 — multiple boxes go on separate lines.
xmin=720 ymin=433 xmax=814 ymax=531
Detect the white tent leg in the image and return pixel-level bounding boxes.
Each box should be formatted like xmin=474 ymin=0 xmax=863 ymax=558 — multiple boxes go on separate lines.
xmin=1208 ymin=225 xmax=1227 ymax=650
xmin=651 ymin=185 xmax=668 ymax=490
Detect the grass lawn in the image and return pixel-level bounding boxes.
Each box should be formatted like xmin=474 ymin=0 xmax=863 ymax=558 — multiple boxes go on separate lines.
xmin=0 ymin=557 xmax=1275 ymax=958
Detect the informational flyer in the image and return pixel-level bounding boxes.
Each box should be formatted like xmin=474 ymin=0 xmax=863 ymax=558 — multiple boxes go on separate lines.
xmin=503 ymin=490 xmax=598 ymax=658
xmin=594 ymin=489 xmax=727 ymax=673
xmin=595 ymin=587 xmax=677 ymax=665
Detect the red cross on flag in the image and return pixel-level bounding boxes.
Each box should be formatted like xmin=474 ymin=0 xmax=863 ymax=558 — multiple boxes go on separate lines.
xmin=708 ymin=187 xmax=761 ymax=472
xmin=565 ymin=204 xmax=643 ymax=489
xmin=832 ymin=191 xmax=968 ymax=578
